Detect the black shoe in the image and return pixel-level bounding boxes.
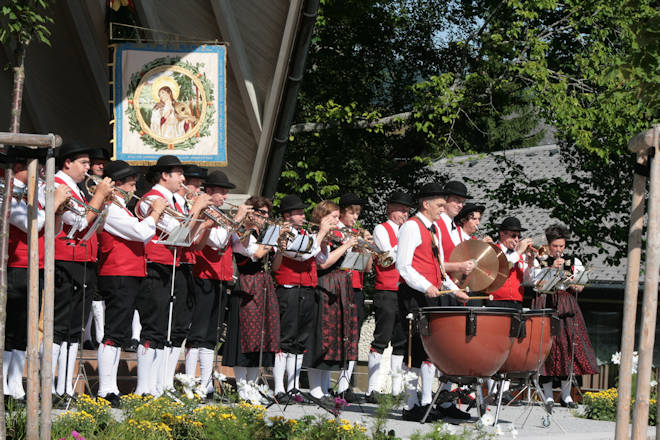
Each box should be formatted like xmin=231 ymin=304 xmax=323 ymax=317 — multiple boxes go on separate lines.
xmin=365 ymin=391 xmax=381 ymax=404
xmin=436 ymin=403 xmax=471 ymax=420
xmin=560 ymin=399 xmax=578 ymax=409
xmin=341 ymin=389 xmax=364 ymax=403
xmin=402 ymin=404 xmax=438 ymax=422
xmin=99 ymin=393 xmax=121 ymax=408
xmin=124 ymin=339 xmax=139 ymax=353
xmin=83 ymin=340 xmax=98 ymax=350
xmin=544 ymin=399 xmax=554 ymax=414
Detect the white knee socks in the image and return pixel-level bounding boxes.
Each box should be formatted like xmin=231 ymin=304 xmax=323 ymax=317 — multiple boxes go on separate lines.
xmin=131 ymin=310 xmax=141 ymax=341
xmin=336 ymin=360 xmax=355 ymax=394
xmin=404 ymin=367 xmax=420 ymax=410
xmin=135 ymin=344 xmax=154 ymax=396
xmin=420 ymin=361 xmax=436 ymax=406
xmin=185 ymin=347 xmax=199 ymax=377
xmin=3 ymin=351 xmax=12 ymax=397
xmin=246 ymin=367 xmax=259 ymax=383
xmin=56 ymin=342 xmax=78 ymax=396
xmin=97 ymin=343 xmax=120 ymax=397
xmin=543 ymin=381 xmax=554 ymax=402
xmin=8 ymin=350 xmax=25 ymax=399
xmin=391 ymin=354 xmax=404 ymax=395
xmin=273 ymin=352 xmax=286 ymax=394
xmin=92 ymin=300 xmax=105 ymax=344
xmin=151 ymin=348 xmax=165 ymax=397
xmin=285 ymin=353 xmax=302 ymax=392
xmin=367 ymin=351 xmax=382 ymax=394
xmin=199 ymin=348 xmax=215 ymax=395
xmin=51 ymin=343 xmax=60 ymax=394
xmin=561 ymin=379 xmax=573 ymax=402
xmin=163 ymin=346 xmax=182 ymax=391
xmin=307 ymin=368 xmax=324 ymax=399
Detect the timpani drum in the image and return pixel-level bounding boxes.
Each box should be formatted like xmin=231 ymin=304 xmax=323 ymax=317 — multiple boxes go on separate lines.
xmin=498 ymin=308 xmax=556 ymax=374
xmin=418 ymin=307 xmax=516 ymax=377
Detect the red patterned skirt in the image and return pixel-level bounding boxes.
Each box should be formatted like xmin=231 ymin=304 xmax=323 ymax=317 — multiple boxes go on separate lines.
xmin=531 ymin=289 xmax=598 ymax=376
xmin=304 ymin=270 xmax=359 ymax=369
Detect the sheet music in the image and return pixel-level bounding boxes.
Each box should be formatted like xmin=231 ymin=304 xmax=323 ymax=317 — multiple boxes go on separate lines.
xmin=260 ymin=225 xmax=281 ymax=246
xmin=565 ymin=268 xmax=591 ymax=286
xmin=534 ymin=268 xmax=564 ymax=293
xmin=287 ymin=233 xmax=311 ymax=253
xmin=340 ymin=251 xmax=370 ymax=271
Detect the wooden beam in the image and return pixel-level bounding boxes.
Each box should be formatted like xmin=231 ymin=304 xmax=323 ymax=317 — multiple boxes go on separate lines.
xmin=247 ymin=0 xmax=303 ymax=195
xmin=211 ymin=0 xmax=264 ymax=143
xmin=64 ymin=0 xmax=110 ymax=119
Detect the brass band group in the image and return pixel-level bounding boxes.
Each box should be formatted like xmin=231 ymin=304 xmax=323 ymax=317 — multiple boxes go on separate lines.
xmin=4 ymin=144 xmax=598 ymax=422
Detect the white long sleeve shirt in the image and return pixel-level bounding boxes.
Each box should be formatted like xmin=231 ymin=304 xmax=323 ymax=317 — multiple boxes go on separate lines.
xmin=9 ymin=178 xmax=46 ymax=233
xmin=497 ymin=242 xmax=537 ymax=285
xmin=103 ymin=197 xmax=156 ymax=243
xmin=55 ymin=170 xmax=89 ymax=230
xmin=137 ymin=183 xmax=182 ymax=235
xmin=396 ymin=212 xmax=459 ymax=294
xmin=372 ymin=219 xmax=399 ymax=261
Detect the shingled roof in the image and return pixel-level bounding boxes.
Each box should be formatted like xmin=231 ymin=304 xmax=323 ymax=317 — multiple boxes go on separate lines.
xmin=431 ymin=144 xmax=626 ymax=283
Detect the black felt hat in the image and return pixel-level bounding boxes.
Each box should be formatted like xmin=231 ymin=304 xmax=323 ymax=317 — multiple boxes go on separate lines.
xmin=183 ymin=164 xmax=207 ymax=180
xmin=89 ymin=148 xmax=111 ymax=161
xmin=152 ymin=155 xmax=183 ymax=171
xmin=417 ymin=182 xmax=445 ymax=199
xmin=339 ymin=192 xmax=365 ymax=207
xmin=205 ymin=170 xmax=236 ymax=189
xmin=388 ymin=190 xmax=415 ymax=207
xmin=441 ymin=180 xmax=470 ymax=198
xmin=455 ymin=202 xmax=485 ymax=224
xmin=58 ymin=142 xmax=96 ymax=161
xmin=497 ymin=216 xmax=527 ymax=232
xmin=6 ymin=146 xmax=50 ymax=164
xmin=103 ymin=160 xmax=137 ymax=181
xmin=279 ymin=194 xmax=307 ymax=213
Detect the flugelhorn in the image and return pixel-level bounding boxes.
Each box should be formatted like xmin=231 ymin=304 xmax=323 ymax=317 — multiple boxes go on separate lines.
xmin=85 ymin=173 xmax=137 ymax=206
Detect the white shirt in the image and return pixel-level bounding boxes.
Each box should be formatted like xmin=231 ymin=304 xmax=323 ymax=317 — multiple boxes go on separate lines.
xmin=102 ymin=197 xmax=156 ymax=243
xmin=373 ymin=219 xmax=399 ymax=261
xmin=9 ymin=178 xmax=46 ymax=233
xmin=497 ymin=241 xmax=536 ymax=285
xmin=438 ymin=212 xmax=462 ymax=245
xmin=396 ymin=212 xmax=459 ymax=294
xmin=137 ymin=183 xmax=182 ymax=235
xmin=205 ymin=226 xmax=230 ymax=250
xmin=231 ymin=233 xmax=260 ymax=260
xmin=55 ymin=170 xmax=89 ymax=230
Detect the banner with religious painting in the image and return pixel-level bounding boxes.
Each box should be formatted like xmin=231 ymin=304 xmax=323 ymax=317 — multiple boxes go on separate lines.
xmin=112 ymin=43 xmax=226 ymax=165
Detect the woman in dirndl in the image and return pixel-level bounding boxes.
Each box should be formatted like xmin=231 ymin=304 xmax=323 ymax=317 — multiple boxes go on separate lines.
xmin=221 ymin=196 xmax=280 ymax=400
xmin=531 ymin=224 xmax=598 ymax=409
xmin=303 ymin=200 xmax=360 ymax=404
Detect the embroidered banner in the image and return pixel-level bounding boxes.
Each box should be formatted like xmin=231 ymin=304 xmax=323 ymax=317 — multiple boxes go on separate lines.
xmin=112 ymin=43 xmax=226 ymax=165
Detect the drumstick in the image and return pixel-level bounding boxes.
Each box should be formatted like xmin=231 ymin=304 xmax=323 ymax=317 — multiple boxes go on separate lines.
xmin=406 ymin=313 xmax=413 ymax=369
xmin=467 ymin=295 xmax=494 ymax=301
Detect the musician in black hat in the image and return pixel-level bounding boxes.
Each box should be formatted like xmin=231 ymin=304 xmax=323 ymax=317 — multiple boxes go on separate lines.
xmin=4 ymin=152 xmax=69 ymax=402
xmin=437 ymin=181 xmax=475 ymax=276
xmin=531 ymin=224 xmax=597 ymax=410
xmin=366 ymin=190 xmax=414 ymax=402
xmin=270 ymin=194 xmax=332 ymax=401
xmin=95 ymin=160 xmax=167 ymax=406
xmin=53 ymin=142 xmax=115 ymax=399
xmin=454 ymin=203 xmax=486 ymax=241
xmin=89 ymin=148 xmax=110 ymax=178
xmin=133 ymin=155 xmax=210 ymax=396
xmin=395 ymin=182 xmax=470 ymax=421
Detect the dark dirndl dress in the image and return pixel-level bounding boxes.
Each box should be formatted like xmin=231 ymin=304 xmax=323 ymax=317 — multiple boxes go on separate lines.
xmin=222 ymin=253 xmax=280 ymax=367
xmin=531 ymin=255 xmax=598 ymax=376
xmin=304 ymin=266 xmax=359 ymax=371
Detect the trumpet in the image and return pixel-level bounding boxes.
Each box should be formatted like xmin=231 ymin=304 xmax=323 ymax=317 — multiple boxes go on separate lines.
xmin=85 ymin=173 xmax=137 ymax=206
xmin=355 ymin=237 xmax=394 ymax=267
xmin=135 ymin=196 xmax=187 ymax=222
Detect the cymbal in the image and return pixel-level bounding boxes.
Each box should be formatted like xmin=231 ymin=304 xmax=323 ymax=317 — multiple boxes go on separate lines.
xmin=448 ymin=240 xmax=500 ymax=291
xmin=484 ymin=243 xmax=511 ymax=293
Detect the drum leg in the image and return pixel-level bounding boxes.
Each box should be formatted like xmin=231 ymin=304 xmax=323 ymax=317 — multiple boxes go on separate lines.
xmin=475 ymin=379 xmax=486 ymax=418
xmin=494 ymin=379 xmax=505 ymax=425
xmin=421 ymin=386 xmax=443 ymax=424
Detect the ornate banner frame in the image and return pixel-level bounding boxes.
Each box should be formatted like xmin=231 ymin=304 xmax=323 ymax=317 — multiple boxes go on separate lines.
xmin=112 ymin=43 xmax=227 ymax=166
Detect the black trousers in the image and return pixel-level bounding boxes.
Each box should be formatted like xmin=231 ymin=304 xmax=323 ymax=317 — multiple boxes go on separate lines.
xmin=187 ymin=278 xmax=227 ymax=350
xmin=354 ymin=288 xmax=365 ymax=332
xmin=371 ymin=290 xmax=405 ymax=356
xmin=276 ymin=286 xmax=316 ymax=355
xmin=397 ymin=284 xmax=458 ymax=368
xmin=99 ymin=275 xmax=141 ymax=347
xmin=6 ymin=267 xmax=42 ymax=351
xmin=135 ymin=262 xmax=176 ymax=349
xmin=54 ymin=261 xmax=94 ymax=345
xmin=171 ymin=264 xmax=194 ymax=346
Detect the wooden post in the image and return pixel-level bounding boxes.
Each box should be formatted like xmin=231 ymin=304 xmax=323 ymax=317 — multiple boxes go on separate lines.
xmin=40 ymin=148 xmax=56 ymax=439
xmin=25 ymin=157 xmax=40 ymax=440
xmin=615 ymin=152 xmax=648 ymax=439
xmin=631 ymin=126 xmax=660 ymax=439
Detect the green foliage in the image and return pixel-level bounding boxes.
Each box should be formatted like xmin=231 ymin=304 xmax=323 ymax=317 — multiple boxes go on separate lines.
xmin=0 ymin=0 xmax=53 ymax=48
xmin=583 ymin=387 xmax=657 ymax=426
xmin=5 ymin=400 xmax=26 ymax=440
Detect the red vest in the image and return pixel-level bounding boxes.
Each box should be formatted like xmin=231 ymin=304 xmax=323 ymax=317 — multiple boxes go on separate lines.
xmin=274 ymin=256 xmax=318 ymax=287
xmin=436 ymin=218 xmax=463 ymax=262
xmin=8 ymin=201 xmax=45 ymax=269
xmin=490 ymin=253 xmax=525 ymax=302
xmin=406 ymin=216 xmax=444 ymax=289
xmin=194 ymin=243 xmax=233 ymax=280
xmin=54 ymin=176 xmax=98 ymax=262
xmin=97 ymin=206 xmax=147 ymax=277
xmin=141 ymin=189 xmax=180 ymax=266
xmin=180 ymin=247 xmax=197 ymax=264
xmin=374 ymin=222 xmax=400 ymax=291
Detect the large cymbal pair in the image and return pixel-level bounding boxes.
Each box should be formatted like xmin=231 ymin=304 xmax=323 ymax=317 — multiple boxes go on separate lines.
xmin=448 ymin=240 xmax=511 ymax=292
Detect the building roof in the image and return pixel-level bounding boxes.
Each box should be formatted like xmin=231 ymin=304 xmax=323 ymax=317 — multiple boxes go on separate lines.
xmin=431 ymin=144 xmax=626 ymax=282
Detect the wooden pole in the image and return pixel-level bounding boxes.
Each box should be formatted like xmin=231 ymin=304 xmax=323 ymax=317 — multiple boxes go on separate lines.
xmin=0 ymin=133 xmax=62 ymax=148
xmin=631 ymin=127 xmax=660 ymax=439
xmin=40 ymin=149 xmax=56 ymax=439
xmin=25 ymin=158 xmax=40 ymax=440
xmin=615 ymin=152 xmax=648 ymax=439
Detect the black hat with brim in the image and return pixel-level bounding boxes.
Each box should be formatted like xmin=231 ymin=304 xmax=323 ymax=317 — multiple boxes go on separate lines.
xmin=417 ymin=182 xmax=446 ymax=200
xmin=455 ymin=202 xmax=485 ymax=224
xmin=103 ymin=160 xmax=137 ymax=181
xmin=497 ymin=216 xmax=527 ymax=232
xmin=152 ymin=155 xmax=183 ymax=171
xmin=7 ymin=146 xmax=50 ymax=164
xmin=441 ymin=180 xmax=470 ymax=199
xmin=58 ymin=142 xmax=96 ymax=161
xmin=183 ymin=164 xmax=207 ymax=180
xmin=388 ymin=190 xmax=415 ymax=207
xmin=89 ymin=148 xmax=111 ymax=162
xmin=205 ymin=170 xmax=236 ymax=189
xmin=339 ymin=192 xmax=365 ymax=207
xmin=279 ymin=194 xmax=307 ymax=213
